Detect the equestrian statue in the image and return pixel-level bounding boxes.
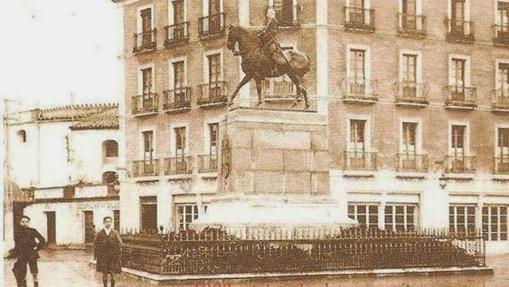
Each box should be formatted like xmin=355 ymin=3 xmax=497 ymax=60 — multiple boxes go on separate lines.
xmin=227 ymin=8 xmax=311 ymax=109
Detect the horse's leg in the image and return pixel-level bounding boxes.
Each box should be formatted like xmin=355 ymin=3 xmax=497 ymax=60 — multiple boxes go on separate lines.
xmin=287 ymin=73 xmax=309 ymax=109
xmin=255 ymin=79 xmax=263 ymax=106
xmin=229 ymin=75 xmax=252 ymax=106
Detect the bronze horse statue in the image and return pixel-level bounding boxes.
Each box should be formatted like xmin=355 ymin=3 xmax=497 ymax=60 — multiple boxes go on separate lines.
xmin=226 ymin=25 xmax=311 ymax=108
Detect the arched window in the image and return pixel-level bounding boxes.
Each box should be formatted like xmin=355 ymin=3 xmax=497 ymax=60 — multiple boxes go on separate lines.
xmin=103 ymin=140 xmax=118 ymax=158
xmin=17 ymin=130 xmax=27 ymax=143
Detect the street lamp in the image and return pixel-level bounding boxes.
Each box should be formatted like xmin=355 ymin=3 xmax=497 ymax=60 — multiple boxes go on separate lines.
xmin=434 ymin=160 xmax=448 ymax=191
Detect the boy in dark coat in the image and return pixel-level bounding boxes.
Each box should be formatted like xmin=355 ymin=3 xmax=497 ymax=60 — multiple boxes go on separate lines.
xmin=12 ymin=215 xmax=46 ymax=287
xmin=94 ymin=216 xmax=122 ymax=287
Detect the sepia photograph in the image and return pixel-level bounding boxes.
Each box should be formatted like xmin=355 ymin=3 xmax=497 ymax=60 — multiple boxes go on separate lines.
xmin=1 ymin=0 xmax=508 ymax=286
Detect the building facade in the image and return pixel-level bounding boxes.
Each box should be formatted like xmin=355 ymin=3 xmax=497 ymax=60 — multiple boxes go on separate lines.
xmin=4 ymin=103 xmax=122 ymax=246
xmin=113 ymin=0 xmax=509 ymax=252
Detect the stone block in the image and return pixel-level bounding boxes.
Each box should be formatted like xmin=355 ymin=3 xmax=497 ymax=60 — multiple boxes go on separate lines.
xmin=311 ymin=172 xmax=329 ymax=194
xmin=253 ymin=130 xmax=311 ymax=150
xmin=285 ymin=172 xmax=311 ymax=194
xmin=231 ymin=148 xmax=252 ymax=170
xmin=312 ymin=151 xmax=331 ymax=172
xmin=230 ymin=171 xmax=254 ymax=194
xmin=311 ymin=131 xmax=328 ymax=151
xmin=252 ymin=148 xmax=284 ymax=171
xmin=229 ymin=128 xmax=253 ymax=148
xmin=254 ymin=171 xmax=285 ymax=193
xmin=284 ymin=150 xmax=312 ymax=172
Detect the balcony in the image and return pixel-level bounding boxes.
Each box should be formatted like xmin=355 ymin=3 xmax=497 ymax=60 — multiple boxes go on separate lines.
xmin=162 ymin=87 xmax=191 ymax=113
xmin=133 ymin=29 xmax=157 ymax=53
xmin=493 ymin=24 xmax=509 ymax=46
xmin=261 ymin=78 xmax=297 ymax=101
xmin=163 ymin=156 xmax=192 ymax=175
xmin=164 ymin=22 xmax=189 ymax=47
xmin=397 ymin=14 xmax=426 ymax=38
xmin=341 ymin=78 xmax=378 ymax=104
xmin=343 ymin=7 xmax=375 ymax=32
xmin=394 ymin=82 xmax=429 ymax=107
xmin=197 ymin=81 xmax=228 ymax=108
xmin=198 ymin=13 xmax=225 ymax=39
xmin=444 ymin=155 xmax=476 ymax=174
xmin=445 ymin=19 xmax=475 ymax=44
xmin=494 ymin=156 xmax=509 ymax=174
xmin=395 ymin=153 xmax=429 ymax=173
xmin=444 ymin=86 xmax=477 ymax=110
xmin=198 ymin=154 xmax=218 ymax=173
xmin=132 ymin=93 xmax=159 ymax=116
xmin=342 ymin=151 xmax=377 ymax=172
xmin=492 ymin=88 xmax=509 ymax=112
xmin=132 ymin=160 xmax=159 ymax=177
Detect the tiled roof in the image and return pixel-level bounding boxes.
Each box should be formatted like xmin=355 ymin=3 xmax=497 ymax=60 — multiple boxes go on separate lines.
xmin=38 ymin=103 xmax=118 ymax=121
xmin=70 ymin=106 xmax=119 ymax=130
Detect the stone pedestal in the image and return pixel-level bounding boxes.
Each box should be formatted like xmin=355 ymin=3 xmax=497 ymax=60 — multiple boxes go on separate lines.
xmin=192 ymin=107 xmax=354 ymax=230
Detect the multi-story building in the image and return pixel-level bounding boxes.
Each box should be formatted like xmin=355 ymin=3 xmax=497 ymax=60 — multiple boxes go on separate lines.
xmin=3 ymin=103 xmax=122 ymax=247
xmin=113 ymin=0 xmax=509 ymax=252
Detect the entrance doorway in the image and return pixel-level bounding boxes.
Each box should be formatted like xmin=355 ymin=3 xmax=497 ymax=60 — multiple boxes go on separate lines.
xmin=140 ymin=196 xmax=157 ymax=232
xmin=83 ymin=211 xmax=94 ymax=244
xmin=45 ymin=212 xmax=56 ymax=245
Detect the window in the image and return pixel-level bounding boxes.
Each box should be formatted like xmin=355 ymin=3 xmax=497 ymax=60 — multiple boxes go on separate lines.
xmin=497 ymin=2 xmax=509 ymax=32
xmin=349 ymin=119 xmax=366 ymax=152
xmin=140 ymin=8 xmax=153 ymax=46
xmin=140 ymin=196 xmax=158 ymax=232
xmin=385 ymin=205 xmax=416 ymax=232
xmin=449 ymin=206 xmax=476 ymax=234
xmin=113 ymin=210 xmax=120 ymax=232
xmin=348 ymin=204 xmax=378 ymax=228
xmin=173 ymin=0 xmax=185 ymax=24
xmin=270 ymin=0 xmax=296 ymax=26
xmin=173 ymin=61 xmax=186 ymax=102
xmin=482 ymin=206 xmax=508 ymax=241
xmin=451 ymin=58 xmax=466 ymax=89
xmin=174 ymin=127 xmax=186 ymax=157
xmin=451 ymin=125 xmax=466 ymax=156
xmin=402 ymin=122 xmax=417 ymax=154
xmin=142 ymin=131 xmax=154 ymax=161
xmin=208 ymin=53 xmax=221 ymax=83
xmin=349 ymin=49 xmax=366 ymax=80
xmin=208 ymin=123 xmax=219 ymax=155
xmin=176 ymin=203 xmax=199 ymax=230
xmin=498 ymin=63 xmax=509 ymax=97
xmin=451 ymin=0 xmax=465 ymax=24
xmin=402 ymin=54 xmax=417 ymax=83
xmin=103 ymin=140 xmax=118 ymax=158
xmin=102 ymin=171 xmax=118 ymax=196
xmin=141 ymin=67 xmax=153 ymax=94
xmin=17 ymin=130 xmax=27 ymax=143
xmin=498 ymin=128 xmax=509 ymax=156
xmin=401 ymin=0 xmax=417 ymax=30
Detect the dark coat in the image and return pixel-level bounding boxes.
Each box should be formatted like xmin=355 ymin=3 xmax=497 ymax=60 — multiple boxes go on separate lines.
xmin=94 ymin=229 xmax=122 ymax=273
xmin=13 ymin=227 xmax=46 ymax=258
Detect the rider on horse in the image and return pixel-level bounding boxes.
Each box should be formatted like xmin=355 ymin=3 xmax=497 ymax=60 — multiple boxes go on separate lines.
xmin=259 ymin=8 xmax=288 ymax=76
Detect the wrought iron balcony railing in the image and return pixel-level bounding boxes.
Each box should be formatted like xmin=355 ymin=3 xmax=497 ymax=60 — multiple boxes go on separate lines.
xmin=394 ymin=82 xmax=429 ymax=106
xmin=396 ymin=153 xmax=429 ymax=173
xmin=261 ymin=78 xmax=297 ymax=101
xmin=444 ymin=155 xmax=476 ymax=174
xmin=444 ymin=86 xmax=477 ymax=109
xmin=132 ymin=160 xmax=159 ymax=177
xmin=341 ymin=78 xmax=378 ymax=103
xmin=445 ymin=19 xmax=475 ymax=43
xmin=163 ymin=156 xmax=193 ymax=175
xmin=397 ymin=13 xmax=426 ymax=37
xmin=165 ymin=22 xmax=189 ymax=47
xmin=493 ymin=24 xmax=509 ymax=46
xmin=493 ymin=88 xmax=509 ymax=110
xmin=198 ymin=154 xmax=218 ymax=173
xmin=197 ymin=81 xmax=228 ymax=107
xmin=162 ymin=87 xmax=191 ymax=112
xmin=343 ymin=7 xmax=375 ymax=32
xmin=133 ymin=29 xmax=157 ymax=53
xmin=494 ymin=156 xmax=509 ymax=174
xmin=198 ymin=13 xmax=225 ymax=38
xmin=132 ymin=93 xmax=159 ymax=115
xmin=342 ymin=151 xmax=377 ymax=171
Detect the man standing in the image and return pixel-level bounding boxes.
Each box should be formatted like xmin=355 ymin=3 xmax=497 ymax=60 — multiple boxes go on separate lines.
xmin=12 ymin=215 xmax=46 ymax=287
xmin=94 ymin=216 xmax=122 ymax=287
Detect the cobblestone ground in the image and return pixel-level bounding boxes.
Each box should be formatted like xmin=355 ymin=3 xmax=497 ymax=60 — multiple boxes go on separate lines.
xmin=3 ymin=250 xmax=509 ymax=287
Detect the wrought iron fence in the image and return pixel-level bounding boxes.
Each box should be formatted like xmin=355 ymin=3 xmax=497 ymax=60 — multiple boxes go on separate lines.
xmin=343 ymin=7 xmax=375 ymax=32
xmin=133 ymin=29 xmax=157 ymax=53
xmin=132 ymin=93 xmax=159 ymax=115
xmin=165 ymin=22 xmax=189 ymax=47
xmin=342 ymin=151 xmax=377 ymax=171
xmin=444 ymin=86 xmax=477 ymax=108
xmin=444 ymin=155 xmax=476 ymax=174
xmin=162 ymin=87 xmax=191 ymax=112
xmin=132 ymin=160 xmax=160 ymax=177
xmin=341 ymin=78 xmax=378 ymax=102
xmin=493 ymin=88 xmax=509 ymax=109
xmin=445 ymin=19 xmax=475 ymax=43
xmin=396 ymin=153 xmax=429 ymax=173
xmin=198 ymin=13 xmax=225 ymax=38
xmin=197 ymin=81 xmax=228 ymax=107
xmin=494 ymin=156 xmax=509 ymax=174
xmin=120 ymin=227 xmax=486 ymax=275
xmin=395 ymin=82 xmax=429 ymax=105
xmin=261 ymin=78 xmax=297 ymax=100
xmin=397 ymin=13 xmax=426 ymax=37
xmin=163 ymin=156 xmax=193 ymax=175
xmin=198 ymin=154 xmax=218 ymax=173
xmin=493 ymin=24 xmax=509 ymax=45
